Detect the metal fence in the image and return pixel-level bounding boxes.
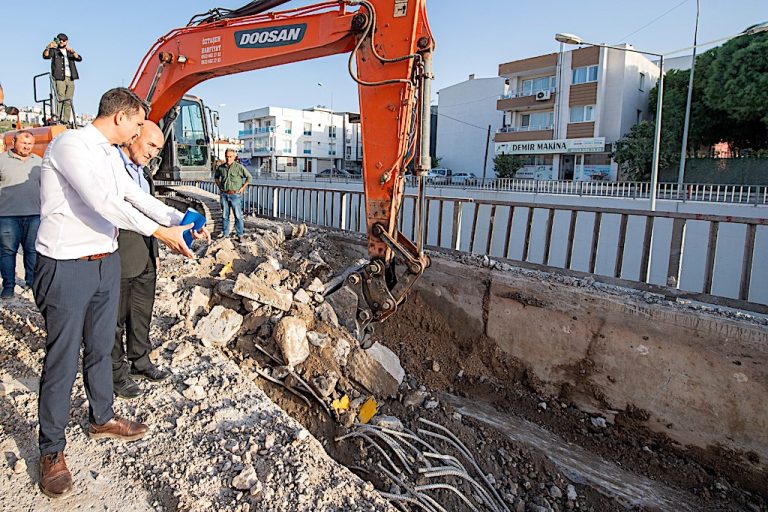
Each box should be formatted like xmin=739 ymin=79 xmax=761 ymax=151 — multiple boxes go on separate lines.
xmin=167 ymin=180 xmax=768 ymax=313
xmin=245 ymin=173 xmax=768 ymax=205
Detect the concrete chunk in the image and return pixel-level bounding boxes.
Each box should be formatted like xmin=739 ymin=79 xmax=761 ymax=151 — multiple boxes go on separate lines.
xmin=347 ymin=342 xmax=404 ymax=398
xmin=233 ymin=273 xmax=293 ymax=312
xmin=186 ymin=286 xmax=212 ymax=321
xmin=194 ymin=305 xmax=243 ymax=347
xmin=273 ymin=317 xmax=309 ymax=368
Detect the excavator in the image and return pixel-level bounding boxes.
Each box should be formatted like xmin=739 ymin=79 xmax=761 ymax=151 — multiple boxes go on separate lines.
xmin=4 ymin=0 xmax=435 ymax=345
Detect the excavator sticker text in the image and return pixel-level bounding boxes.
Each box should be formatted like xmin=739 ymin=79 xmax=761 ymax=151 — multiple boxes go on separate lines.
xmin=235 ymin=24 xmax=307 ymax=49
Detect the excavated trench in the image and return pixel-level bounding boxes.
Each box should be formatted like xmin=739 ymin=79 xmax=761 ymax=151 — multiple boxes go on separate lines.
xmin=227 ymin=230 xmax=768 ymax=512
xmin=159 ymin=189 xmax=767 ymax=511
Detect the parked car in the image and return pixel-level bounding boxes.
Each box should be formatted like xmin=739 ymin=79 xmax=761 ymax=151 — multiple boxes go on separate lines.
xmin=450 ymin=172 xmax=478 ymax=185
xmin=316 ymin=168 xmax=352 ymax=178
xmin=425 ymin=167 xmax=452 ymax=184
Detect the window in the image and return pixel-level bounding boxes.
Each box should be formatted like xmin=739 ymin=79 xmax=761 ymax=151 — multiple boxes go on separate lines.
xmin=283 ymin=140 xmax=292 ymax=153
xmin=328 ymin=125 xmax=337 ymax=138
xmin=521 ymin=111 xmax=554 ymax=130
xmin=522 ymin=75 xmax=556 ymax=96
xmin=572 ymin=65 xmax=598 ymax=84
xmin=346 ymin=146 xmax=352 ymax=158
xmin=174 ymin=98 xmax=208 ymax=167
xmin=303 ymin=141 xmax=311 ymax=154
xmin=639 ymin=72 xmax=646 ymax=92
xmin=636 ymin=109 xmax=642 ymax=124
xmin=328 ymin=142 xmax=337 ymax=155
xmin=569 ymin=105 xmax=595 ymax=123
xmin=303 ymin=122 xmax=312 ymax=136
xmin=284 ymin=120 xmax=292 ymax=134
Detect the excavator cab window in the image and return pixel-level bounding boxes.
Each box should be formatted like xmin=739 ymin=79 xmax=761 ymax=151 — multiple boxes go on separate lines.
xmin=174 ymin=98 xmax=209 ymax=167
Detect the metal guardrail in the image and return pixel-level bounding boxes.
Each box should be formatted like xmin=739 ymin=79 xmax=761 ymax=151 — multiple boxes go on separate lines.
xmin=165 ymin=180 xmax=768 ymax=313
xmin=242 ymin=174 xmax=768 ymax=205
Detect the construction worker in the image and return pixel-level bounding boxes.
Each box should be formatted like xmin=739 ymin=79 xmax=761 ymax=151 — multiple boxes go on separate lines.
xmin=42 ymin=33 xmax=82 ymax=127
xmin=214 ymin=148 xmax=251 ymax=241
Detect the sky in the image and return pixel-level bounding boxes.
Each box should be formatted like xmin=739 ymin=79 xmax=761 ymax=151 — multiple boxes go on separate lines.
xmin=2 ymin=0 xmax=766 ymax=137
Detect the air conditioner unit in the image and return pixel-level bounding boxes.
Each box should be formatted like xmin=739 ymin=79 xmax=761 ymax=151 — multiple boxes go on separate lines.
xmin=535 ymin=90 xmax=551 ymax=101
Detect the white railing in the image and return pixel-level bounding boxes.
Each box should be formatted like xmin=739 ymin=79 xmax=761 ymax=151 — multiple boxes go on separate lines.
xmin=500 ymin=86 xmax=557 ymax=100
xmin=239 ymin=174 xmax=768 ymax=205
xmin=498 ymin=125 xmax=554 ymax=133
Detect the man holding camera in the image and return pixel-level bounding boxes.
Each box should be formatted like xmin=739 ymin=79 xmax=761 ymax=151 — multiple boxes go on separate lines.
xmin=42 ymin=33 xmax=82 ymax=127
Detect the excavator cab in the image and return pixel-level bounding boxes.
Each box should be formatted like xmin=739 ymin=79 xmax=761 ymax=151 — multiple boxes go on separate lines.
xmin=156 ymin=94 xmax=213 ymax=181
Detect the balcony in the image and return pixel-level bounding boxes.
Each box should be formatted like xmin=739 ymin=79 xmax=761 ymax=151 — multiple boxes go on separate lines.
xmin=238 ymin=126 xmax=275 ymax=138
xmin=495 ymin=126 xmax=554 ymax=143
xmin=497 ymin=88 xmax=556 ymax=112
xmin=303 ymin=149 xmax=311 ymax=154
xmin=252 ymin=146 xmax=275 ymax=154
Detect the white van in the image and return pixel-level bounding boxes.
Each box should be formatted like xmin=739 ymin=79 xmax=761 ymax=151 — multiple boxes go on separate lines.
xmin=425 ymin=168 xmax=451 ymax=184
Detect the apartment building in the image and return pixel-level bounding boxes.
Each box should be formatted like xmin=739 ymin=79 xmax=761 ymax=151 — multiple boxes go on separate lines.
xmin=495 ymin=45 xmax=660 ymax=181
xmin=238 ymin=106 xmax=362 ymax=174
xmin=436 ymin=75 xmax=506 ymax=177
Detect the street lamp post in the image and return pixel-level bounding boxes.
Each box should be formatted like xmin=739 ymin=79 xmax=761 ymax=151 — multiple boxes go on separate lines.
xmin=555 ymin=33 xmax=664 ymax=211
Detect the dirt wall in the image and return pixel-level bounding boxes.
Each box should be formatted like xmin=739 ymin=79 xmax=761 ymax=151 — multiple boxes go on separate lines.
xmin=414 ymin=257 xmax=768 ymax=466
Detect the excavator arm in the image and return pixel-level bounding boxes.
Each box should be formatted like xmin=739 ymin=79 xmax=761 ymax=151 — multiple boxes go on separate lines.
xmin=131 ymin=0 xmax=434 ymax=344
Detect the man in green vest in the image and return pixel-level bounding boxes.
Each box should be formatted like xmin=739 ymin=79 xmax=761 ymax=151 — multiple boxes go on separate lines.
xmin=214 ymin=149 xmax=250 ymax=241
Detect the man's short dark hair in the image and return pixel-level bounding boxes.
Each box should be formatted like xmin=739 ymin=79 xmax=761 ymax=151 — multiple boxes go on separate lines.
xmin=97 ymin=88 xmax=149 ymax=119
xmin=13 ymin=130 xmax=35 ymax=141
xmin=225 ymin=149 xmax=236 ymax=156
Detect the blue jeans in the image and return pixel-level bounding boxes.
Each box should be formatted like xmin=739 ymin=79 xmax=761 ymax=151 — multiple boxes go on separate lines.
xmin=220 ymin=193 xmax=244 ymax=237
xmin=0 ymin=215 xmax=40 ymax=293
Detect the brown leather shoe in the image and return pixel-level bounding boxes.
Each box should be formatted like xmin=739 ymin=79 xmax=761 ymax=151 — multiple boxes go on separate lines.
xmin=89 ymin=416 xmax=149 ymax=442
xmin=39 ymin=451 xmax=73 ymax=498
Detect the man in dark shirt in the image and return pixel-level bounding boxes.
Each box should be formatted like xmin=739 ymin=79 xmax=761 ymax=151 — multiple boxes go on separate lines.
xmin=42 ymin=33 xmax=82 ymax=127
xmin=214 ymin=149 xmax=251 ymax=241
xmin=112 ymin=121 xmax=171 ymax=399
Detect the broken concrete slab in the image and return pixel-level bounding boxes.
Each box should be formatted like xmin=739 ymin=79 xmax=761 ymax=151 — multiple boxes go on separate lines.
xmin=185 ymin=286 xmax=212 ymax=322
xmin=294 ymin=288 xmax=311 ymax=304
xmin=194 ymin=305 xmax=243 ymax=347
xmin=315 ymin=302 xmax=339 ymax=328
xmin=273 ymin=317 xmax=309 ymax=368
xmin=242 ymin=313 xmax=270 ymax=334
xmin=233 ymin=273 xmax=293 ymax=312
xmin=347 ymin=342 xmax=404 ymax=398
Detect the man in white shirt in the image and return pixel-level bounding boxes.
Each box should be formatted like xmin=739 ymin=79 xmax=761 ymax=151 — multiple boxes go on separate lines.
xmin=33 ymin=87 xmax=208 ymax=499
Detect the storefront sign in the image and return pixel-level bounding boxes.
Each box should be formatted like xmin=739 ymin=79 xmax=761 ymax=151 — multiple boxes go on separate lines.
xmin=495 ymin=137 xmax=605 ymax=155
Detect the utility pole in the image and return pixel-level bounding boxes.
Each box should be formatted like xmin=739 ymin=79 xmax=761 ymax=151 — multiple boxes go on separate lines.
xmin=482 ymin=124 xmax=491 ymax=183
xmin=677 ymin=0 xmax=700 ymax=190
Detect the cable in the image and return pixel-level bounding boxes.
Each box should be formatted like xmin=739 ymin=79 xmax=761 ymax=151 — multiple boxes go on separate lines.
xmin=614 ymin=0 xmax=691 ymax=44
xmin=435 ymin=112 xmax=488 ymax=132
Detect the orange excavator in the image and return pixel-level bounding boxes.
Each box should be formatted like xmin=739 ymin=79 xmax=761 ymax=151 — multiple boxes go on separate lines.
xmin=6 ymin=0 xmax=435 ymax=345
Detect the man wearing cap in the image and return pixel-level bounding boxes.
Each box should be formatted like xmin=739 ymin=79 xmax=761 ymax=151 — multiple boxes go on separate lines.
xmin=42 ymin=33 xmax=81 ymax=127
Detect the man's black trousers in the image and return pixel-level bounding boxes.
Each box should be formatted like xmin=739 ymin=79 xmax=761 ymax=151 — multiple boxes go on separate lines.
xmin=112 ymin=259 xmax=156 ymax=384
xmin=34 ymin=253 xmax=119 ymax=455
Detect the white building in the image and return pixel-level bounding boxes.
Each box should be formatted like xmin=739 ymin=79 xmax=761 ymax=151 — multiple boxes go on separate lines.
xmin=495 ymin=45 xmax=660 ymax=181
xmin=436 ymin=75 xmax=506 ymax=178
xmin=237 ymin=106 xmax=362 ymax=174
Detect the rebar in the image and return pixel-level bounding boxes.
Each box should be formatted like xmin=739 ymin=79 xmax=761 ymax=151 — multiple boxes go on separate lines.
xmin=377 ymin=463 xmax=441 ymax=512
xmin=423 ymin=452 xmax=464 ymax=471
xmin=420 ymin=467 xmax=500 ymax=512
xmin=420 ymin=417 xmax=504 ymax=498
xmin=379 ymin=492 xmax=436 ymax=512
xmin=417 ymin=424 xmax=510 ymax=512
xmin=336 ymin=432 xmax=402 ymax=475
xmin=356 ymin=425 xmax=414 ymax=475
xmin=254 ymin=369 xmax=312 ymax=409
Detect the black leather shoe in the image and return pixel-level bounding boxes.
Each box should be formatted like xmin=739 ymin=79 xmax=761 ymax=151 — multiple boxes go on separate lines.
xmin=130 ymin=365 xmax=170 ymax=383
xmin=114 ymin=378 xmax=143 ymax=399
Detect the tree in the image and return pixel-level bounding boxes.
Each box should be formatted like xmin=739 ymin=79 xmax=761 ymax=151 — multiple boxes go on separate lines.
xmin=493 ymin=154 xmax=522 ymax=179
xmin=613 ymin=121 xmax=656 ymax=180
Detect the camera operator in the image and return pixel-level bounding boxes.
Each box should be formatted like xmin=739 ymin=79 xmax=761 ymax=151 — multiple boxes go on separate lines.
xmin=42 ymin=33 xmax=82 ymax=127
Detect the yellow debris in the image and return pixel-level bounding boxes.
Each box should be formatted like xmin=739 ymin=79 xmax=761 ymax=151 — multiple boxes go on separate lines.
xmin=332 ymin=394 xmax=350 ymax=413
xmin=357 ymin=397 xmax=378 ymax=424
xmin=219 ymin=261 xmax=233 ymax=278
